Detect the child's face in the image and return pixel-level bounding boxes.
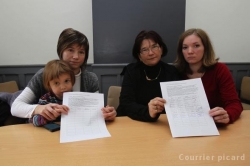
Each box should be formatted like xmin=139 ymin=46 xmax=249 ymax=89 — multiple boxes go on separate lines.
xmin=49 ymin=73 xmax=73 ymax=100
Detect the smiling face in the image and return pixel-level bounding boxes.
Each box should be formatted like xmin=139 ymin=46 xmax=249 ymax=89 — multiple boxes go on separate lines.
xmin=62 ymin=44 xmax=85 ymax=74
xmin=49 ymin=73 xmax=73 ymax=100
xmin=139 ymin=39 xmax=162 ymax=66
xmin=182 ymin=34 xmax=204 ymax=67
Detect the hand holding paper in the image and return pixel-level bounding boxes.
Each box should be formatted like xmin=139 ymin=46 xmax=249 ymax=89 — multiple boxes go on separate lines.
xmin=160 ymin=78 xmax=219 ymax=137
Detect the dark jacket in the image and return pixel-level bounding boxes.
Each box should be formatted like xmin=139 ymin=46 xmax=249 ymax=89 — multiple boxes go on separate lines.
xmin=117 ymin=61 xmax=180 ymax=122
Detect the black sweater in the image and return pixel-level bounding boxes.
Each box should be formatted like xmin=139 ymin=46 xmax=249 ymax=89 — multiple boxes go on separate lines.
xmin=117 ymin=61 xmax=180 ymax=122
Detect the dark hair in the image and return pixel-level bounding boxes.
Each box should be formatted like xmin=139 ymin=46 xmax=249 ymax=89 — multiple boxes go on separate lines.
xmin=174 ymin=28 xmax=218 ymax=74
xmin=43 ymin=59 xmax=75 ymax=91
xmin=132 ymin=30 xmax=168 ymax=61
xmin=57 ymin=28 xmax=89 ymax=68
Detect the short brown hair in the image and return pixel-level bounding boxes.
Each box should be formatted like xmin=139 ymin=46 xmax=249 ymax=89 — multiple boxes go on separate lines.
xmin=132 ymin=30 xmax=168 ymax=61
xmin=174 ymin=28 xmax=219 ymax=74
xmin=43 ymin=59 xmax=75 ymax=91
xmin=57 ymin=28 xmax=89 ymax=68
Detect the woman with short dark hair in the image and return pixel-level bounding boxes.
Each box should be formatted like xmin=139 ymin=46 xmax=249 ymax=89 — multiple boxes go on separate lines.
xmin=117 ymin=30 xmax=180 ymax=122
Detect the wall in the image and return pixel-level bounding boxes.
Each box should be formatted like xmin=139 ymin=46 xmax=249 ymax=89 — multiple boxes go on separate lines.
xmin=1 ymin=63 xmax=250 ymax=105
xmin=92 ymin=0 xmax=185 ymax=63
xmin=186 ymin=0 xmax=250 ymax=63
xmin=0 ymin=0 xmax=94 ymax=65
xmin=1 ymin=0 xmax=250 ymax=104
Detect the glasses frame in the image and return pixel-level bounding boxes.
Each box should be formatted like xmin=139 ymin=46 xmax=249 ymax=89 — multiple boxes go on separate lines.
xmin=140 ymin=45 xmax=160 ymax=55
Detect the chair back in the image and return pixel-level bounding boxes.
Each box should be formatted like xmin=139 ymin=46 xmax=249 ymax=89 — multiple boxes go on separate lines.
xmin=107 ymin=86 xmax=121 ymax=110
xmin=241 ymin=76 xmax=250 ymax=101
xmin=0 ymin=81 xmax=19 ymax=93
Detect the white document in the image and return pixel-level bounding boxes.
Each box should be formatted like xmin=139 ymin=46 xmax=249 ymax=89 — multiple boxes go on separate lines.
xmin=60 ymin=92 xmax=111 ymax=143
xmin=160 ymin=78 xmax=219 ymax=137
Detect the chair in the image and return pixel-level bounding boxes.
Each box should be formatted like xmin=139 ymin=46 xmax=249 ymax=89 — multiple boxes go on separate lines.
xmin=107 ymin=86 xmax=121 ymax=110
xmin=0 ymin=81 xmax=19 ymax=93
xmin=240 ymin=76 xmax=250 ymax=110
xmin=0 ymin=81 xmax=24 ymax=125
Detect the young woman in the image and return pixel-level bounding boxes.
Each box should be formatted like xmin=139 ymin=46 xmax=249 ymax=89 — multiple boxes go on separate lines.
xmin=12 ymin=28 xmax=116 ymax=121
xmin=174 ymin=28 xmax=243 ymax=124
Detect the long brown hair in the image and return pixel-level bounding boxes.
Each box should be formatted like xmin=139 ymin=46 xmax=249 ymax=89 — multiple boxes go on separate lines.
xmin=174 ymin=28 xmax=219 ymax=74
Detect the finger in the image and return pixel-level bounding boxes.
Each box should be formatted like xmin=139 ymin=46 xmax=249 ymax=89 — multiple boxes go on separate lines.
xmin=214 ymin=116 xmax=229 ymax=124
xmin=104 ymin=110 xmax=116 ymax=120
xmin=209 ymin=107 xmax=220 ymax=114
xmin=154 ymin=97 xmax=166 ymax=103
xmin=158 ymin=105 xmax=164 ymax=112
xmin=41 ymin=111 xmax=55 ymax=121
xmin=213 ymin=113 xmax=229 ymax=122
xmin=55 ymin=106 xmax=69 ymax=114
xmin=209 ymin=107 xmax=226 ymax=116
xmin=105 ymin=112 xmax=116 ymax=121
xmin=155 ymin=106 xmax=158 ymax=112
xmin=106 ymin=106 xmax=114 ymax=113
xmin=52 ymin=109 xmax=62 ymax=117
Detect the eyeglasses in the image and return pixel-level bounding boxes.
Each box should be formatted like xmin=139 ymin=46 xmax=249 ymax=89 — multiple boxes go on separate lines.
xmin=140 ymin=45 xmax=160 ymax=55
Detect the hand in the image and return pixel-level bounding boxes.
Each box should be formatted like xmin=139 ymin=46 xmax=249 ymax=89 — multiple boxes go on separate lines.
xmin=148 ymin=97 xmax=166 ymax=118
xmin=34 ymin=104 xmax=69 ymax=121
xmin=102 ymin=105 xmax=117 ymax=121
xmin=209 ymin=107 xmax=230 ymax=124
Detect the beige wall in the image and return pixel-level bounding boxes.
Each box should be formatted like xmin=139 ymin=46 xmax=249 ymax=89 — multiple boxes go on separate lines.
xmin=0 ymin=0 xmax=93 ymax=65
xmin=186 ymin=0 xmax=250 ymax=63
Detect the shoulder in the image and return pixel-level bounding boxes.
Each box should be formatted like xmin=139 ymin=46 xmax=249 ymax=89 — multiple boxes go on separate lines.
xmin=214 ymin=62 xmax=228 ymax=69
xmin=32 ymin=68 xmax=44 ymax=79
xmin=161 ymin=61 xmax=179 ymax=73
xmin=120 ymin=63 xmax=139 ymax=75
xmin=81 ymin=70 xmax=99 ymax=92
xmin=29 ymin=68 xmax=44 ymax=83
xmin=126 ymin=63 xmax=139 ymax=70
xmin=209 ymin=62 xmax=230 ymax=75
xmin=82 ymin=70 xmax=98 ymax=81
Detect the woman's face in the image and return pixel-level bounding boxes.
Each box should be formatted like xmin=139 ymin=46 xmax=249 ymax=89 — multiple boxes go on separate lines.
xmin=139 ymin=39 xmax=162 ymax=66
xmin=182 ymin=34 xmax=204 ymax=66
xmin=62 ymin=44 xmax=85 ymax=74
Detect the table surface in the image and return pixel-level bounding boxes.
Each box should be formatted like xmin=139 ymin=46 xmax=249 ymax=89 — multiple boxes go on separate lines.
xmin=0 ymin=111 xmax=249 ymax=166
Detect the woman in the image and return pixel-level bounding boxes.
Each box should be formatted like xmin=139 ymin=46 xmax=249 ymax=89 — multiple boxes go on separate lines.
xmin=12 ymin=28 xmax=116 ymax=121
xmin=174 ymin=28 xmax=243 ymax=124
xmin=117 ymin=30 xmax=180 ymax=122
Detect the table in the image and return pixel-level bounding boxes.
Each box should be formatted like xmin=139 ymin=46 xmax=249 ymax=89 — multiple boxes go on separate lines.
xmin=1 ymin=111 xmax=250 ymax=166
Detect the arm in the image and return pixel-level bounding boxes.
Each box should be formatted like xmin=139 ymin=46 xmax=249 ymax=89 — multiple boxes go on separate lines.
xmin=11 ymin=87 xmax=38 ymax=118
xmin=218 ymin=64 xmax=243 ymax=123
xmin=11 ymin=68 xmax=46 ymax=118
xmin=210 ymin=63 xmax=243 ymax=123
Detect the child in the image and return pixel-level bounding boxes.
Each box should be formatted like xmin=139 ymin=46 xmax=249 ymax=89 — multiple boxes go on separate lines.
xmin=29 ymin=59 xmax=75 ymax=126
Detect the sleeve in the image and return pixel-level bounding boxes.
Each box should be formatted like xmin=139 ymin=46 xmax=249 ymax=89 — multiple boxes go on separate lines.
xmin=118 ymin=65 xmax=160 ymax=122
xmin=84 ymin=71 xmax=99 ymax=92
xmin=11 ymin=87 xmax=38 ymax=118
xmin=11 ymin=68 xmax=46 ymax=118
xmin=217 ymin=64 xmax=243 ymax=123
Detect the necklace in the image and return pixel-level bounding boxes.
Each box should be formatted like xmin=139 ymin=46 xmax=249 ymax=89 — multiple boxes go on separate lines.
xmin=144 ymin=67 xmax=162 ymax=81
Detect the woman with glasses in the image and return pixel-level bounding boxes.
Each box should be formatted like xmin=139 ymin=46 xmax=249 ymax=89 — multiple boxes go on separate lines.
xmin=117 ymin=30 xmax=180 ymax=122
xmin=12 ymin=28 xmax=116 ymax=122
